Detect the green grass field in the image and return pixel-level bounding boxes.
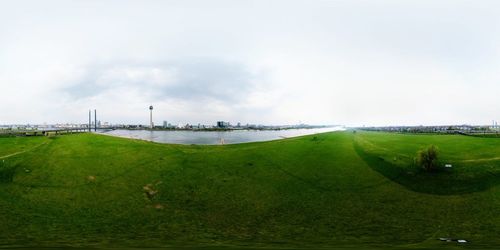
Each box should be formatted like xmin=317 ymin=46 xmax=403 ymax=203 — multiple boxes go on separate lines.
xmin=0 ymin=131 xmax=499 ymax=249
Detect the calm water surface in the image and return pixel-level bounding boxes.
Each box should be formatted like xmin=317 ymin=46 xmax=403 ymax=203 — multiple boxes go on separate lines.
xmin=101 ymin=127 xmax=344 ymax=145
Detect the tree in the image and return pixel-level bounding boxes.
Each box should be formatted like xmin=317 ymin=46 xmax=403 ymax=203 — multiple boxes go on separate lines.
xmin=417 ymin=145 xmax=439 ymax=172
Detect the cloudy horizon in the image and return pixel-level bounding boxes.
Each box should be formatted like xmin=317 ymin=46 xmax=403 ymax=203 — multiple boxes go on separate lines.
xmin=1 ymin=0 xmax=500 ymax=127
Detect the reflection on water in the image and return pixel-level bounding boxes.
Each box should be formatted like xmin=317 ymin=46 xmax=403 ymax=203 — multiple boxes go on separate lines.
xmin=101 ymin=127 xmax=344 ymax=145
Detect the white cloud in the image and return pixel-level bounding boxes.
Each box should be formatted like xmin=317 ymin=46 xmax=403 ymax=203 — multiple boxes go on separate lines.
xmin=1 ymin=0 xmax=500 ymax=126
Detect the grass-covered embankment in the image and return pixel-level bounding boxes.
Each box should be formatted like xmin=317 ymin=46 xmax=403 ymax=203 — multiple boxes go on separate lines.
xmin=0 ymin=131 xmax=499 ymax=249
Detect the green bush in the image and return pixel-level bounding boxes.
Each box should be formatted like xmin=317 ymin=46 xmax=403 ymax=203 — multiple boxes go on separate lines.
xmin=417 ymin=145 xmax=439 ymax=172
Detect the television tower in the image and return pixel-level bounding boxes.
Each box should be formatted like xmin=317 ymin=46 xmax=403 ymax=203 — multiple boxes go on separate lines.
xmin=149 ymin=105 xmax=154 ymax=129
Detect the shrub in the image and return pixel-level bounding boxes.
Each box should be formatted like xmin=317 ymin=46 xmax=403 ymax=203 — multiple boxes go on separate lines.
xmin=417 ymin=145 xmax=439 ymax=172
xmin=46 ymin=132 xmax=57 ymax=138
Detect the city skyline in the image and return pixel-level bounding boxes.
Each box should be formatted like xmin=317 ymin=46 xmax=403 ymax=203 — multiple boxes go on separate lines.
xmin=1 ymin=1 xmax=500 ymax=126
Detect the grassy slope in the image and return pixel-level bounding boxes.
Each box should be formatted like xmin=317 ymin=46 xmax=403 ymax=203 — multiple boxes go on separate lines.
xmin=0 ymin=131 xmax=499 ymax=249
xmin=0 ymin=136 xmax=46 ymax=158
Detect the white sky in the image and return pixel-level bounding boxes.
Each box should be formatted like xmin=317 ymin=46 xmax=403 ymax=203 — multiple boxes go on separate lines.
xmin=1 ymin=0 xmax=500 ymax=126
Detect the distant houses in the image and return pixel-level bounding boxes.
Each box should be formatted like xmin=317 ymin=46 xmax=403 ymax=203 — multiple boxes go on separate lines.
xmin=359 ymin=125 xmax=497 ymax=135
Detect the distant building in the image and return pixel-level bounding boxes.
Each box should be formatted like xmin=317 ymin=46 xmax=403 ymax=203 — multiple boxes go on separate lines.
xmin=217 ymin=121 xmax=230 ymax=128
xmin=163 ymin=121 xmax=168 ymax=128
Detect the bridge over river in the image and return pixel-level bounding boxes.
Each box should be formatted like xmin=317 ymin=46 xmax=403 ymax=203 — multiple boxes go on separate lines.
xmin=0 ymin=127 xmax=89 ymax=136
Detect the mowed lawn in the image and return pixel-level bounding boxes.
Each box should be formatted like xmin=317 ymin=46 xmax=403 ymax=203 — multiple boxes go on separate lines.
xmin=0 ymin=131 xmax=499 ymax=249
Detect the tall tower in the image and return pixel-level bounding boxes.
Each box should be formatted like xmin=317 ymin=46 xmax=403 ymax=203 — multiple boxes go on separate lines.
xmin=149 ymin=105 xmax=154 ymax=129
xmin=88 ymin=110 xmax=91 ymax=132
xmin=94 ymin=109 xmax=97 ymax=132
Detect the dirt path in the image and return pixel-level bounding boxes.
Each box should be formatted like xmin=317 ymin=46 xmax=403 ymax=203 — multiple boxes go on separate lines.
xmin=0 ymin=141 xmax=50 ymax=160
xmin=461 ymin=157 xmax=500 ymax=163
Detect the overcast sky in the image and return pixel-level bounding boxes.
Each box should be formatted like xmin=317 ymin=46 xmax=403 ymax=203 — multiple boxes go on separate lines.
xmin=1 ymin=0 xmax=500 ymax=126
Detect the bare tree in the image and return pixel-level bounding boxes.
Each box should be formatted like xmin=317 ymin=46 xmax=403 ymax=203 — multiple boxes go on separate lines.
xmin=417 ymin=145 xmax=439 ymax=172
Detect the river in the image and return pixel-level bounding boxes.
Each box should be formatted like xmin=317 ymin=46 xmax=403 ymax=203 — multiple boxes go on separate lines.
xmin=101 ymin=127 xmax=344 ymax=145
